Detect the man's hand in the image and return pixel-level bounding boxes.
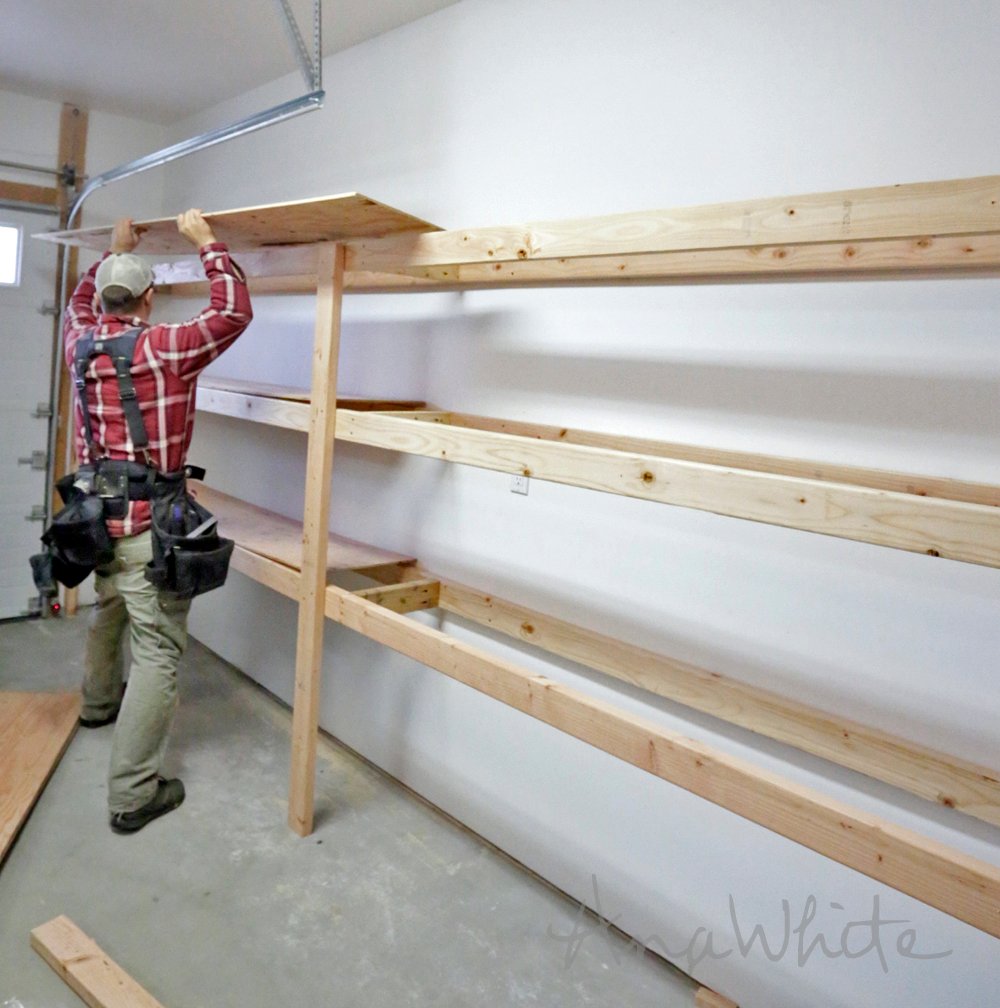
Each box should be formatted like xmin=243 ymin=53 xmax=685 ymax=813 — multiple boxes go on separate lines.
xmin=177 ymin=209 xmax=217 ymax=249
xmin=109 ymin=218 xmax=140 ymax=253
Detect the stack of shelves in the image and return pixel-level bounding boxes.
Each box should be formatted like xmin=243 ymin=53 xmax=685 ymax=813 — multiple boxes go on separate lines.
xmin=41 ymin=177 xmax=1000 ymax=943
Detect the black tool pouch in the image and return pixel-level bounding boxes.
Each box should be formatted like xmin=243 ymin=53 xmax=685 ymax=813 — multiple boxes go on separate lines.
xmin=145 ymin=488 xmax=234 ymax=599
xmin=32 ymin=491 xmax=115 ymax=590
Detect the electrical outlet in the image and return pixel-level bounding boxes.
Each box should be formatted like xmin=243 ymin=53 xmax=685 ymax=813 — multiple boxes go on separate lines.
xmin=510 ymin=474 xmax=530 ymax=495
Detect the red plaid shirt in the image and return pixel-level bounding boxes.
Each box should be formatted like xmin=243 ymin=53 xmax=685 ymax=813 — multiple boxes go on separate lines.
xmin=64 ymin=243 xmax=252 ymax=537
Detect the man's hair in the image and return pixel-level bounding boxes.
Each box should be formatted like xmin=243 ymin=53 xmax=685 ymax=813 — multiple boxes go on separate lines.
xmin=101 ymin=284 xmax=146 ymax=316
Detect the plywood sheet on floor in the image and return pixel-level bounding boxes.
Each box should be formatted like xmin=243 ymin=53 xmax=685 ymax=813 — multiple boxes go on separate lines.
xmin=0 ymin=691 xmax=78 ymax=863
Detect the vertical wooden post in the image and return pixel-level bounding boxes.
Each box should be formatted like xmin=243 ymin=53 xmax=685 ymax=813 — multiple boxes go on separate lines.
xmin=288 ymin=241 xmax=345 ymax=835
xmin=53 ymin=103 xmax=87 ymax=618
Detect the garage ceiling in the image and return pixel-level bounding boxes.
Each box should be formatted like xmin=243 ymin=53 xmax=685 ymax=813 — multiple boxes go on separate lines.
xmin=0 ymin=0 xmax=460 ymax=123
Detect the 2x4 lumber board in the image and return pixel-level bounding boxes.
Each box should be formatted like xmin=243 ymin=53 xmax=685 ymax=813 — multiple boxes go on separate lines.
xmin=380 ymin=233 xmax=1000 ymax=287
xmin=436 ymin=581 xmax=1000 ymax=828
xmin=39 ymin=192 xmax=441 ymax=254
xmin=0 ymin=692 xmax=78 ymax=862
xmin=159 ymin=268 xmax=442 ymax=295
xmin=337 ymin=410 xmax=1000 ymax=567
xmin=442 ymin=412 xmax=1000 ymax=507
xmin=349 ymin=176 xmax=1000 ymax=272
xmin=229 ymin=544 xmax=300 ymax=599
xmin=324 ymin=582 xmax=1000 ymax=940
xmin=31 ymin=915 xmax=166 ymax=1008
xmin=696 ymin=989 xmax=740 ymax=1008
xmin=193 ymin=484 xmax=415 ymax=576
xmin=0 ymin=178 xmax=58 ymax=207
xmin=354 ymin=578 xmax=441 ymax=614
xmin=289 ymin=242 xmax=345 ymax=837
xmin=322 ymin=584 xmax=1000 ymax=943
xmin=160 ymin=230 xmax=1000 ymax=296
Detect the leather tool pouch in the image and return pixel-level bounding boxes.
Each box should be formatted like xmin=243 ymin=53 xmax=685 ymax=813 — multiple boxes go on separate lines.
xmin=145 ymin=486 xmax=234 ymax=599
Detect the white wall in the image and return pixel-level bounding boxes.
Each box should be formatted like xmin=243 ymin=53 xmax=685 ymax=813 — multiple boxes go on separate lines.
xmin=160 ymin=3 xmax=1000 ymax=1005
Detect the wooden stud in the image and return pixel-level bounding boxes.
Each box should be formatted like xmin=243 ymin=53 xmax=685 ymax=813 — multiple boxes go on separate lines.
xmin=288 ymin=242 xmax=346 ymax=836
xmin=337 ymin=410 xmax=1000 ymax=568
xmin=31 ymin=916 xmax=167 ymax=1008
xmin=354 ymin=578 xmax=441 ymax=614
xmin=437 ymin=581 xmax=1000 ymax=828
xmin=0 ymin=179 xmax=58 ymax=206
xmin=324 ymin=584 xmax=1000 ymax=940
xmin=0 ymin=692 xmax=78 ymax=862
xmin=52 ymin=103 xmax=88 ymax=617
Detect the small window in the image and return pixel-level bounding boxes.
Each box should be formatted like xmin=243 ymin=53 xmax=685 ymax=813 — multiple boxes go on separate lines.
xmin=0 ymin=224 xmax=21 ymax=285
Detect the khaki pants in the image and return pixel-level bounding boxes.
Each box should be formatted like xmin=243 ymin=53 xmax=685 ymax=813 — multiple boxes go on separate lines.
xmin=81 ymin=530 xmax=191 ymax=814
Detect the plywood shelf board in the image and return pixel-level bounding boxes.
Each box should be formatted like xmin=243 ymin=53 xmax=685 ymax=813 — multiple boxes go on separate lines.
xmin=37 ymin=192 xmax=442 ymax=253
xmin=199 ymin=374 xmax=426 ymax=410
xmin=0 ymin=692 xmax=78 ymax=863
xmin=337 ymin=409 xmax=1000 ymax=568
xmin=194 ymin=484 xmax=415 ymax=577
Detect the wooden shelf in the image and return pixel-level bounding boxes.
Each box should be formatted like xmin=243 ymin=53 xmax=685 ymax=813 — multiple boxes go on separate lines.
xmin=43 ymin=178 xmax=1000 ymax=941
xmin=196 ymin=376 xmax=425 ymax=432
xmin=195 ymin=484 xmax=417 ymax=586
xmin=194 ymin=379 xmax=1000 ymax=567
xmin=37 ymin=192 xmax=441 ymax=254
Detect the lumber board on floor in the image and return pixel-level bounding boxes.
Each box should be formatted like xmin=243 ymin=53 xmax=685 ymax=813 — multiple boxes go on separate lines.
xmin=31 ymin=915 xmax=166 ymax=1008
xmin=38 ymin=192 xmax=441 ymax=254
xmin=194 ymin=484 xmax=416 ymax=576
xmin=0 ymin=692 xmax=78 ymax=863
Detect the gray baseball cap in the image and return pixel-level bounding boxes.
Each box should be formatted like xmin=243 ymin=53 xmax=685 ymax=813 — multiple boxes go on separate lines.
xmin=95 ymin=253 xmax=154 ymax=301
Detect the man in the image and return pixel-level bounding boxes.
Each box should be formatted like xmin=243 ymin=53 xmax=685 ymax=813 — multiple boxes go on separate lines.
xmin=64 ymin=208 xmax=252 ymax=833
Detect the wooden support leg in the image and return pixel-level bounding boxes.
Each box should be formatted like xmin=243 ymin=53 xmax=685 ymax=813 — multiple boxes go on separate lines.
xmin=288 ymin=242 xmax=346 ymax=836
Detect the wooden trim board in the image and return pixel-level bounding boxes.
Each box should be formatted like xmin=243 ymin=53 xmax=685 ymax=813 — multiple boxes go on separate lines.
xmin=0 ymin=692 xmax=78 ymax=863
xmin=324 ymin=581 xmax=1000 ymax=940
xmin=32 ymin=915 xmax=167 ymax=1008
xmin=337 ymin=409 xmax=1000 ymax=567
xmin=0 ymin=178 xmax=58 ymax=207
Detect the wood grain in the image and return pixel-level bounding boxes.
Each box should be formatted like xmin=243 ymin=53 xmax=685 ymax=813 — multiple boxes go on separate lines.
xmin=350 ymin=176 xmax=1000 ymax=270
xmin=39 ymin=192 xmax=440 ymax=253
xmin=324 ymin=584 xmax=1000 ymax=940
xmin=338 ymin=411 xmax=1000 ymax=567
xmin=194 ymin=483 xmax=415 ymax=575
xmin=0 ymin=692 xmax=78 ymax=862
xmin=437 ymin=581 xmax=1000 ymax=827
xmin=31 ymin=916 xmax=166 ymax=1008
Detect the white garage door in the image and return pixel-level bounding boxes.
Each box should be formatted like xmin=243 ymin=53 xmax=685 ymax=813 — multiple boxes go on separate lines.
xmin=0 ymin=205 xmax=59 ymax=620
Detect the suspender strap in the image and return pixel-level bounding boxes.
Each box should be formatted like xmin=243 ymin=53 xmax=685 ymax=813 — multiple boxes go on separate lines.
xmin=73 ymin=327 xmax=150 ymax=460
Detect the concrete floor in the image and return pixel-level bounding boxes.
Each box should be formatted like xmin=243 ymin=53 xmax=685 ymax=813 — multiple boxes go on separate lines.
xmin=0 ymin=612 xmax=696 ymax=1006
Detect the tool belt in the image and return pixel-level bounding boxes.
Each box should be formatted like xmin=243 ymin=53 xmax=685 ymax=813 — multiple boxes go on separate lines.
xmin=30 ymin=328 xmax=233 ymax=600
xmin=32 ymin=460 xmax=233 ymax=600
